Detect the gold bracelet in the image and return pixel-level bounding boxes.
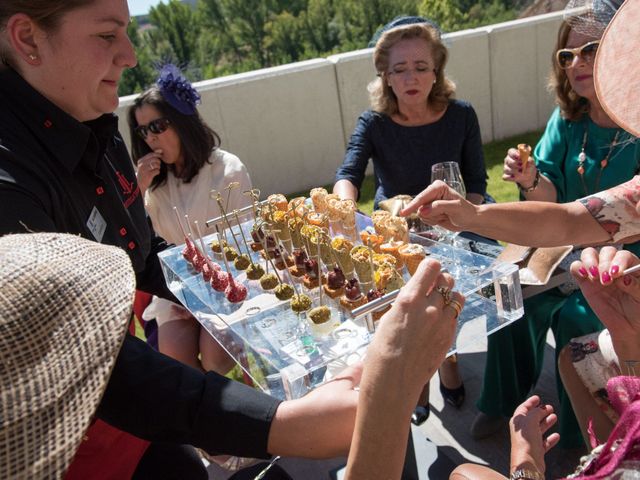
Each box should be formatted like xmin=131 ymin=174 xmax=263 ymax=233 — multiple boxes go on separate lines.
xmin=517 ymin=169 xmax=541 ymax=194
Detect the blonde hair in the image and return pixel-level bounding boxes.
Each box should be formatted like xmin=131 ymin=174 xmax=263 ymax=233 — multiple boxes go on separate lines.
xmin=368 ymin=23 xmax=455 ymax=117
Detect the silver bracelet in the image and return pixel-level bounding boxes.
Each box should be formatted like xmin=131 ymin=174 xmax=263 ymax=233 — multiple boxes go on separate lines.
xmin=511 ymin=468 xmax=544 ymax=480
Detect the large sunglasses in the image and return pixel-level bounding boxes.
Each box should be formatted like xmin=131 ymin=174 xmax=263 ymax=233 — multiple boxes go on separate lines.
xmin=135 ymin=117 xmax=171 ymax=140
xmin=556 ymin=40 xmax=600 ymax=69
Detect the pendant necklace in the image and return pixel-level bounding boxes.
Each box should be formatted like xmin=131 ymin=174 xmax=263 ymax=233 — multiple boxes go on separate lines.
xmin=576 ymin=128 xmax=620 ymax=195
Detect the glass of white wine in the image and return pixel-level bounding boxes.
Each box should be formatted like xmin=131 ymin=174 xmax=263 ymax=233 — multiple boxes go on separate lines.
xmin=430 ymin=162 xmax=466 ymax=244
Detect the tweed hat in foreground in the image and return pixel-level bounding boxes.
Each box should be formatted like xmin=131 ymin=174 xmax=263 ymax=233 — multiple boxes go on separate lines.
xmin=0 ymin=233 xmax=135 ymax=479
xmin=594 ymin=0 xmax=640 ymax=137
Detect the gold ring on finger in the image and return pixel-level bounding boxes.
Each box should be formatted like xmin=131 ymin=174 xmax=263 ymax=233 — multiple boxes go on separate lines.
xmin=445 ymin=299 xmax=463 ymax=319
xmin=436 ymin=286 xmax=452 ymax=304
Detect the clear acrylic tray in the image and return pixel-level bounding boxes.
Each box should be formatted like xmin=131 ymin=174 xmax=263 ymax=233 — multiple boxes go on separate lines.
xmin=158 ymin=206 xmax=523 ymax=400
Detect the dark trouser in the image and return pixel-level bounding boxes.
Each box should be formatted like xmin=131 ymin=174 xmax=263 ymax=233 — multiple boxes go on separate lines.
xmin=476 ymin=288 xmax=603 ymax=448
xmin=132 ymin=443 xmax=208 ymax=480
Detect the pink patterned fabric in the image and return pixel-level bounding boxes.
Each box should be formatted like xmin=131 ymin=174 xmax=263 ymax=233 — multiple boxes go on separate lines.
xmin=578 ymin=176 xmax=640 ymax=244
xmin=568 ymin=376 xmax=640 ymax=479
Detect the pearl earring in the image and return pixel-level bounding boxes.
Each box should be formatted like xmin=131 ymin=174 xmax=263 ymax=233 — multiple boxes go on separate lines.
xmin=28 ymin=54 xmax=37 ymax=61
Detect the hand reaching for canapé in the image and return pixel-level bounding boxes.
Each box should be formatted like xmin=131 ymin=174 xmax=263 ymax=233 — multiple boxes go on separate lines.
xmin=400 ymin=180 xmax=476 ymax=232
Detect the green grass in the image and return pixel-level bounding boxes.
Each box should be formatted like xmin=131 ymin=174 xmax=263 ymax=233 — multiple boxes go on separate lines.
xmin=288 ymin=129 xmax=544 ymax=214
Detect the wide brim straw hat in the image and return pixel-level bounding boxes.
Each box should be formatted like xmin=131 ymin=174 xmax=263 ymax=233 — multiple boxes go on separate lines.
xmin=594 ymin=0 xmax=640 ymax=137
xmin=0 ymin=233 xmax=135 ymax=479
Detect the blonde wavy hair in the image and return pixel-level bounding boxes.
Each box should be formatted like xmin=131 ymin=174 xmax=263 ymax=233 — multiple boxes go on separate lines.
xmin=368 ymin=23 xmax=455 ymax=117
xmin=548 ymin=20 xmax=597 ymax=121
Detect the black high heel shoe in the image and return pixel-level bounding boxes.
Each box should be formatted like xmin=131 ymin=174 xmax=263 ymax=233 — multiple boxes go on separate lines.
xmin=411 ymin=404 xmax=430 ymax=426
xmin=439 ymin=380 xmax=465 ymax=408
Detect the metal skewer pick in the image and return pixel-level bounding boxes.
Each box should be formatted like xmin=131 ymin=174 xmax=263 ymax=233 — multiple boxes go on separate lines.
xmin=213 ymin=192 xmax=243 ymax=253
xmin=257 ymin=228 xmax=282 ymax=284
xmin=224 ymin=181 xmax=240 ymax=212
xmin=215 ymin=224 xmax=232 ymax=278
xmin=317 ymin=237 xmax=323 ymax=307
xmin=233 ymin=209 xmax=254 ymax=263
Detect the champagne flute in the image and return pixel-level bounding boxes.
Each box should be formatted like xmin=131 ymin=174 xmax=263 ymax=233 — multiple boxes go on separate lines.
xmin=430 ymin=162 xmax=466 ymax=244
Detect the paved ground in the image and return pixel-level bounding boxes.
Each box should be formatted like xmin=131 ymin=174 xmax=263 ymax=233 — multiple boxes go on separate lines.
xmin=207 ymin=332 xmax=586 ymax=479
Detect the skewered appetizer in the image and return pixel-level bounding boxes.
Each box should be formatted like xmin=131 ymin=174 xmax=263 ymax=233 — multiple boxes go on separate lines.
xmin=290 ymin=249 xmax=307 ymax=277
xmin=246 ymin=262 xmax=265 ymax=280
xmin=339 ymin=278 xmax=368 ymax=312
xmin=259 ymin=273 xmax=279 ymax=290
xmin=303 ymin=258 xmax=323 ymax=289
xmin=274 ymin=283 xmax=294 ymax=301
xmin=210 ymin=238 xmax=228 ymax=254
xmin=225 ymin=277 xmax=248 ymax=303
xmin=366 ymin=288 xmax=390 ymax=321
xmin=290 ymin=293 xmax=312 ymax=313
xmin=233 ymin=254 xmax=250 ymax=270
xmin=210 ymin=269 xmax=230 ymax=292
xmin=308 ymin=305 xmax=335 ymax=336
xmin=323 ymin=266 xmax=346 ymax=298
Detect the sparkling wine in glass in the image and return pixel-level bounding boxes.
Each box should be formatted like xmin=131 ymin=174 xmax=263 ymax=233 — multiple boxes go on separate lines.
xmin=430 ymin=162 xmax=466 ymax=243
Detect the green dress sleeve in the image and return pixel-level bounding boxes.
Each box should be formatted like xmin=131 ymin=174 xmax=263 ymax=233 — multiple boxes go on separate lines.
xmin=533 ymin=107 xmax=570 ymax=202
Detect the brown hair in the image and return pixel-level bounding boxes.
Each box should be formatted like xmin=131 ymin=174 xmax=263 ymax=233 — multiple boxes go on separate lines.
xmin=128 ymin=87 xmax=221 ymax=190
xmin=548 ymin=20 xmax=592 ymax=121
xmin=0 ymin=1 xmax=92 ymax=68
xmin=369 ymin=23 xmax=455 ymax=117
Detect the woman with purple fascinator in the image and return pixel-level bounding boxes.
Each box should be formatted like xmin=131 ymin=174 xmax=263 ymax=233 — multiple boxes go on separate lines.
xmin=129 ymin=64 xmax=252 ymax=245
xmin=127 ymin=65 xmax=252 ymax=376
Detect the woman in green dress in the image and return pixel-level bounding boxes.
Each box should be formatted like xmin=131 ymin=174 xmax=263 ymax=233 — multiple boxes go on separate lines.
xmin=467 ymin=16 xmax=639 ymax=447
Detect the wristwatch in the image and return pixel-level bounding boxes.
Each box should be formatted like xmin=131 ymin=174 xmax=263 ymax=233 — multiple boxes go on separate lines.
xmin=517 ymin=169 xmax=541 ymax=194
xmin=511 ymin=468 xmax=544 ymax=480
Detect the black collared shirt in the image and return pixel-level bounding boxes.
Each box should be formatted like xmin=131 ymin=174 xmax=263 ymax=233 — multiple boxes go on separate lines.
xmin=0 ymin=68 xmax=280 ymax=457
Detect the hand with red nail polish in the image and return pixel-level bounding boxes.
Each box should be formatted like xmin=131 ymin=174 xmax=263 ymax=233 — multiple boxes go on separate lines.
xmin=501 ymin=147 xmax=537 ymax=187
xmin=570 ymin=247 xmax=640 ymax=364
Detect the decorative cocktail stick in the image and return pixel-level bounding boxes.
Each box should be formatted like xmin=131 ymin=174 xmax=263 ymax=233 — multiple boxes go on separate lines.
xmin=233 ymin=209 xmax=251 ymax=256
xmin=243 ymin=188 xmax=262 ymax=221
xmin=258 ymin=231 xmax=283 ymax=285
xmin=256 ymin=229 xmax=282 ymax=291
xmin=224 ymin=181 xmax=240 ymax=211
xmin=217 ymin=226 xmax=233 ymax=276
xmin=213 ymin=191 xmax=243 ymax=254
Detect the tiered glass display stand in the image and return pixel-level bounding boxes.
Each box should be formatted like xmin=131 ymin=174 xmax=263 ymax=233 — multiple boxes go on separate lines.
xmin=159 ymin=205 xmax=523 ymax=400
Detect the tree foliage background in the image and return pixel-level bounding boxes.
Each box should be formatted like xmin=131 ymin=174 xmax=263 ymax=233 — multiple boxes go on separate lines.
xmin=120 ymin=0 xmax=525 ymax=96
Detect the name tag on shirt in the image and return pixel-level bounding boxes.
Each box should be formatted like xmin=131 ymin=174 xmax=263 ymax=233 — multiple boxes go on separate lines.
xmin=87 ymin=206 xmax=107 ymax=242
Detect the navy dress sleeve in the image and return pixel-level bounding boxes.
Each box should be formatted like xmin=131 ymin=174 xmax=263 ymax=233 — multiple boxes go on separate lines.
xmin=335 ymin=111 xmax=375 ymax=197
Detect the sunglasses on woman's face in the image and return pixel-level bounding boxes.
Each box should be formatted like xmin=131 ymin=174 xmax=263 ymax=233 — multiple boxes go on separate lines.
xmin=556 ymin=40 xmax=600 ymax=69
xmin=135 ymin=117 xmax=171 ymax=140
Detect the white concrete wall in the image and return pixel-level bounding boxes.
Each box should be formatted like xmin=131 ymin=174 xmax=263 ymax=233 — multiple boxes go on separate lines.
xmin=117 ymin=11 xmax=566 ymax=196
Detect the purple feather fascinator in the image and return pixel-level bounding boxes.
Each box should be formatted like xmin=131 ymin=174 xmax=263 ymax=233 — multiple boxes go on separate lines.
xmin=157 ymin=64 xmax=201 ymax=115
